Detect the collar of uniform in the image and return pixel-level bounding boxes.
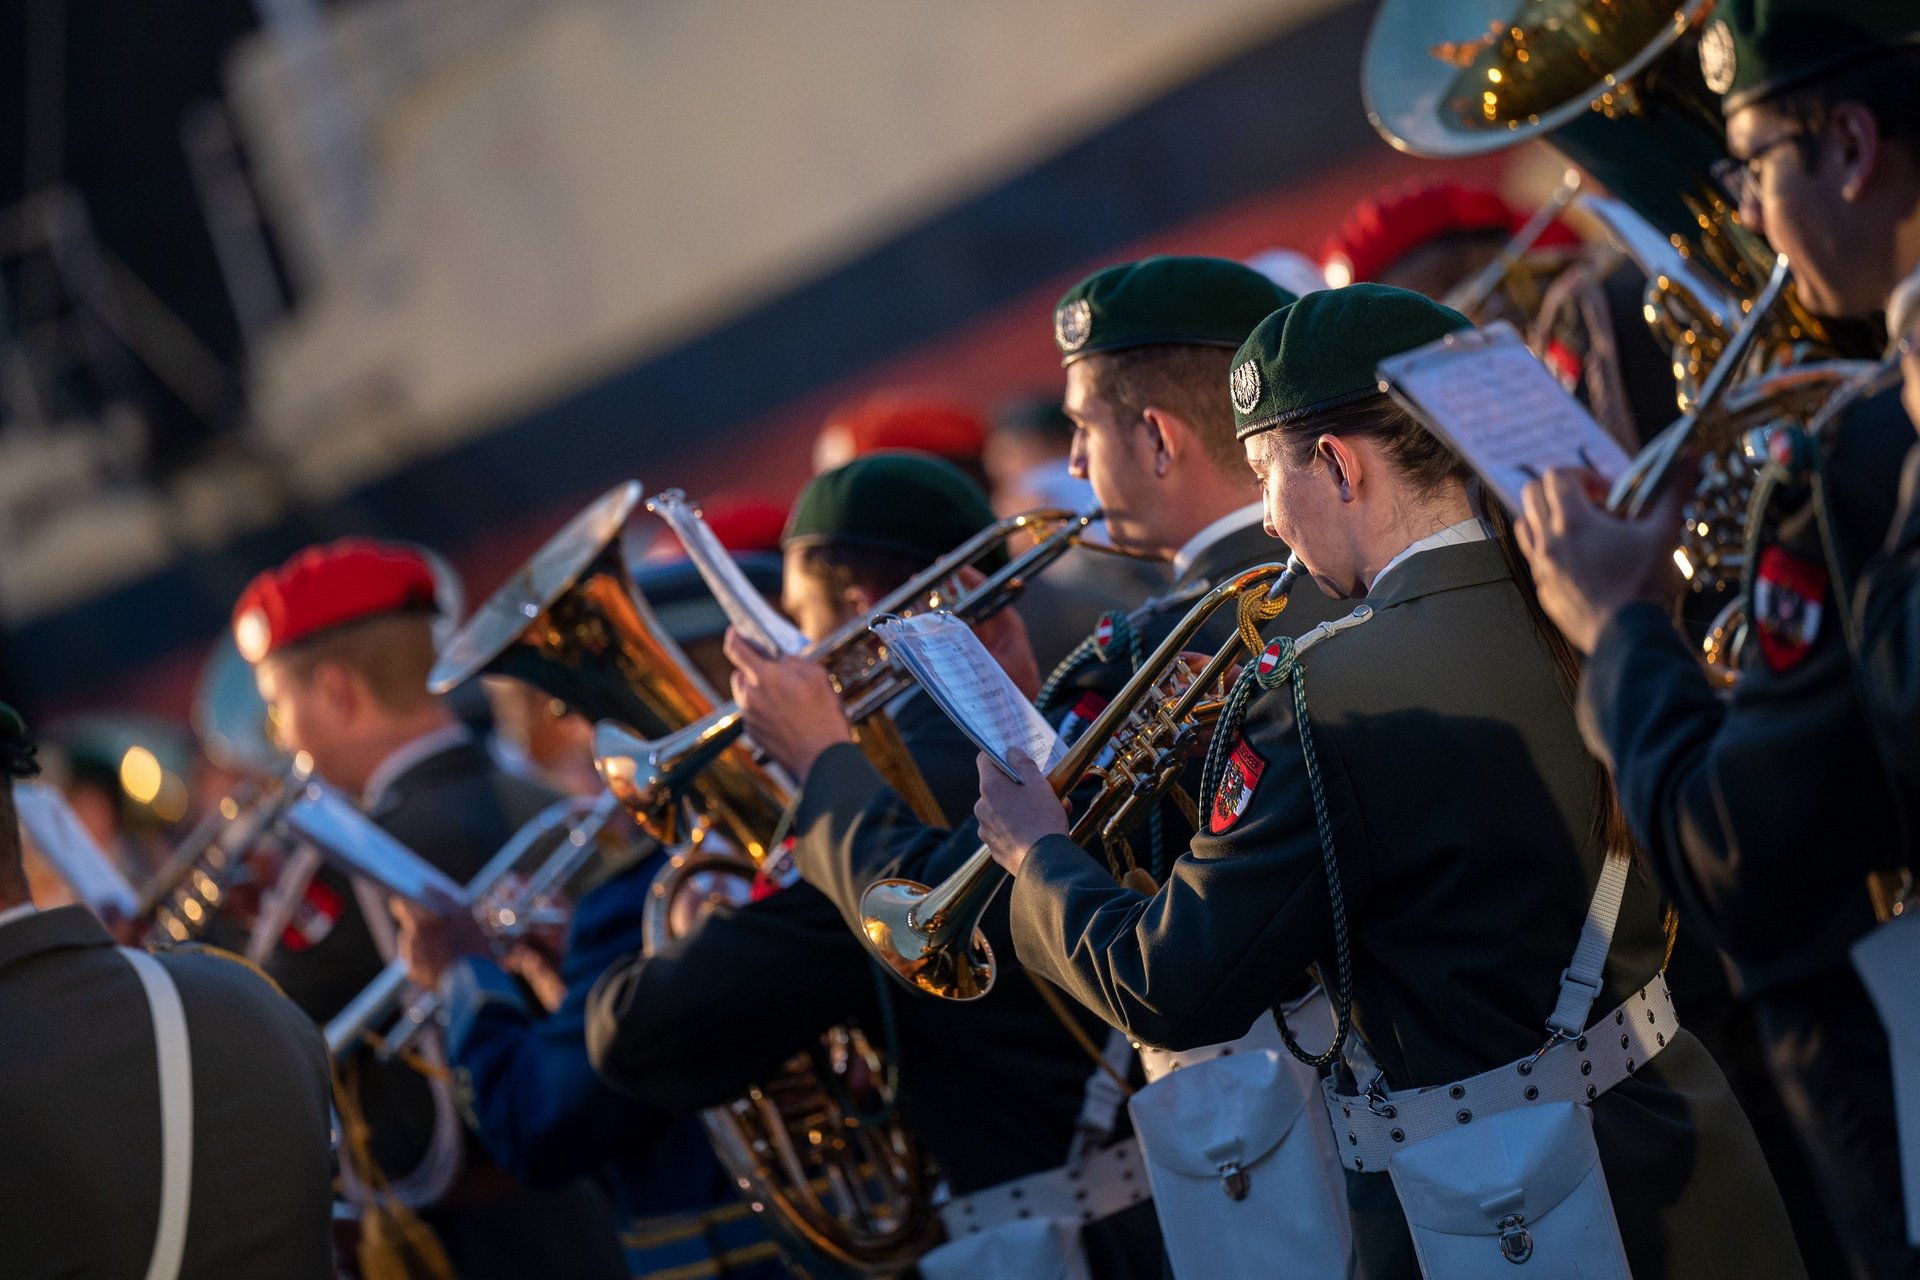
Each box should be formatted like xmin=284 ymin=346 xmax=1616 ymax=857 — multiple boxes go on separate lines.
xmin=1363 ymin=537 xmax=1510 ymax=613
xmin=1170 ymin=503 xmax=1265 ymax=583
xmin=0 ymin=902 xmax=111 ymax=977
xmin=0 ymin=900 xmax=37 ymax=932
xmin=363 ymin=721 xmax=475 ymax=811
xmin=1368 ymin=518 xmax=1489 ymax=596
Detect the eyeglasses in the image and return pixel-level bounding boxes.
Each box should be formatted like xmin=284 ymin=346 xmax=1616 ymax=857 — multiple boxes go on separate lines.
xmin=1710 ymin=131 xmax=1810 ymax=207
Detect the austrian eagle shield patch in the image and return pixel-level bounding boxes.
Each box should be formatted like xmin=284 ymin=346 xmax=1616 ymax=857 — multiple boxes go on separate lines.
xmin=1208 ymin=734 xmax=1267 ymax=835
xmin=1753 ymin=544 xmax=1827 ymax=674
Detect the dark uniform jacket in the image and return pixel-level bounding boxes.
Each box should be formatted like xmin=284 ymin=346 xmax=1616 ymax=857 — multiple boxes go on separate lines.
xmin=586 ymin=687 xmax=1167 ymax=1278
xmin=444 ymin=850 xmax=786 ymax=1280
xmin=0 ymin=905 xmax=334 ymax=1279
xmin=1856 ymin=429 xmax=1920 ymax=824
xmin=1584 ymin=390 xmax=1920 ymax=1277
xmin=275 ymin=734 xmax=628 ymax=1280
xmin=1007 ymin=541 xmax=1802 ymax=1280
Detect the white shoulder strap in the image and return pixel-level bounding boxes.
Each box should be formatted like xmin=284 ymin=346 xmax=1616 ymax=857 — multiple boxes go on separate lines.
xmin=1545 ymin=848 xmax=1634 ymax=1038
xmin=120 ymin=948 xmax=193 ymax=1280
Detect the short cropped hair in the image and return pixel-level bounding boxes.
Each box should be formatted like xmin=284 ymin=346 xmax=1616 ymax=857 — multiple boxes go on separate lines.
xmin=264 ymin=611 xmax=440 ymax=714
xmin=1082 ymin=343 xmax=1244 ymax=472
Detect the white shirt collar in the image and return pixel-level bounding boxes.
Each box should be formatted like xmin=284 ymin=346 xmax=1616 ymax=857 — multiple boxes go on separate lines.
xmin=1368 ymin=517 xmax=1490 ymax=595
xmin=0 ymin=901 xmax=39 ymax=932
xmin=1170 ymin=503 xmax=1266 ymax=581
xmin=363 ymin=722 xmax=474 ymax=810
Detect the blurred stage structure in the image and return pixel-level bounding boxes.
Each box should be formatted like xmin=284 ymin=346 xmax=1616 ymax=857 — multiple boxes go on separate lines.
xmin=0 ymin=0 xmax=1531 ymax=718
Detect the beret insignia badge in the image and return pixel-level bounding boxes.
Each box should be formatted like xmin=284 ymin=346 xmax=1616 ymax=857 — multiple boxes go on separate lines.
xmin=1231 ymin=359 xmax=1264 ymax=416
xmin=234 ymin=607 xmax=272 ymax=664
xmin=1699 ymin=20 xmax=1737 ymax=95
xmin=1054 ymin=299 xmax=1093 ymax=353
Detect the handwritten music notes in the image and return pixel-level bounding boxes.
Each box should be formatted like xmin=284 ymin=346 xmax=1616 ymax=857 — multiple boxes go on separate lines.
xmin=1376 ymin=321 xmax=1632 ymax=515
xmin=871 ymin=613 xmax=1064 ymax=780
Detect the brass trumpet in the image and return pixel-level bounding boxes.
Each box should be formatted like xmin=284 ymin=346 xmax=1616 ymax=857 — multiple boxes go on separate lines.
xmin=861 ymin=558 xmax=1302 ymax=1001
xmin=594 ymin=506 xmax=1106 ymax=840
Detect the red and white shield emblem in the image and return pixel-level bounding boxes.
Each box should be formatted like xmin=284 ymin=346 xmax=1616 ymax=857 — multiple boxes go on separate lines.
xmin=1094 ymin=614 xmax=1115 ymax=650
xmin=280 ymin=877 xmax=345 ymax=951
xmin=1209 ymin=735 xmax=1267 ymax=835
xmin=1753 ymin=545 xmax=1826 ymax=674
xmin=1256 ymin=639 xmax=1286 ymax=680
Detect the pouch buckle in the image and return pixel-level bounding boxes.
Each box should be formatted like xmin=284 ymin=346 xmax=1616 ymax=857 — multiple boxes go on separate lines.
xmin=1363 ymin=1072 xmax=1397 ymax=1119
xmin=1497 ymin=1213 xmax=1533 ymax=1263
xmin=1217 ymin=1160 xmax=1250 ymax=1202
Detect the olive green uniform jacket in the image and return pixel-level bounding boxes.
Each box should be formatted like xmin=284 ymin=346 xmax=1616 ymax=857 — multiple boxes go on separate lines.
xmin=1008 ymin=541 xmax=1802 ymax=1280
xmin=0 ymin=905 xmax=334 ymax=1279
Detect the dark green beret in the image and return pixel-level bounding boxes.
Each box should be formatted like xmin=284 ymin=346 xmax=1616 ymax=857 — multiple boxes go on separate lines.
xmin=1053 ymin=256 xmax=1298 ymax=366
xmin=0 ymin=702 xmax=38 ymax=780
xmin=1231 ymin=284 xmax=1471 ymax=441
xmin=784 ymin=452 xmax=998 ymax=566
xmin=1703 ymin=0 xmax=1920 ymax=113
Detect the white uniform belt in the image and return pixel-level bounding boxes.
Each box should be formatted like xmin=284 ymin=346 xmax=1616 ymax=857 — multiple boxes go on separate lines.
xmin=1138 ymin=1013 xmax=1288 ymax=1083
xmin=1324 ymin=973 xmax=1679 ymax=1174
xmin=938 ymin=1138 xmax=1149 ymax=1237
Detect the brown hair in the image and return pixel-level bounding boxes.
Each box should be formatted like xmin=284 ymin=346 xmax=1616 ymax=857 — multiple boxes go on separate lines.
xmin=1083 ymin=344 xmax=1244 ymax=472
xmin=266 ymin=611 xmax=440 ymax=714
xmin=1769 ymin=46 xmax=1920 ymax=167
xmin=789 ymin=542 xmax=926 ymax=608
xmin=1263 ymin=394 xmax=1639 ymax=862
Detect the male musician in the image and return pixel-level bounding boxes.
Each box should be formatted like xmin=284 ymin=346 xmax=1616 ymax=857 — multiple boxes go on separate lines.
xmin=587 ymin=453 xmax=1165 ymax=1278
xmin=0 ymin=702 xmax=336 ymax=1278
xmin=733 ymin=256 xmax=1343 ymax=937
xmin=1517 ymin=4 xmax=1920 ymax=1272
xmin=235 ymin=539 xmax=627 ymax=1280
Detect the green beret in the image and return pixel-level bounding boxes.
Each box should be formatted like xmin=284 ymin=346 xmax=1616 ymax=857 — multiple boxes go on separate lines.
xmin=784 ymin=452 xmax=999 ymax=566
xmin=1703 ymin=0 xmax=1920 ymax=113
xmin=1230 ymin=284 xmax=1471 ymax=441
xmin=1053 ymin=256 xmax=1298 ymax=366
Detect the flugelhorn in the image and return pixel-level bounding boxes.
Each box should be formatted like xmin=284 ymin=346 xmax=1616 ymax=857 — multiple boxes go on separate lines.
xmin=861 ymin=558 xmax=1303 ymax=1001
xmin=325 ymin=791 xmax=623 ymax=1061
xmin=594 ymin=506 xmax=1104 ymax=839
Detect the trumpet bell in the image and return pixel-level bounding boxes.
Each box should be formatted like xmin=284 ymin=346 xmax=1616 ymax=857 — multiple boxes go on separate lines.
xmin=858 ymin=878 xmax=996 ymax=1002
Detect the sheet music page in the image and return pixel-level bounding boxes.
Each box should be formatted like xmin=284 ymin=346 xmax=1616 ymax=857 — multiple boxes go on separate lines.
xmin=281 ymin=782 xmax=466 ymax=905
xmin=652 ymin=495 xmax=807 ymax=656
xmin=871 ymin=613 xmax=1064 ymax=779
xmin=13 ymin=781 xmax=139 ymax=921
xmin=1376 ymin=321 xmax=1633 ymax=514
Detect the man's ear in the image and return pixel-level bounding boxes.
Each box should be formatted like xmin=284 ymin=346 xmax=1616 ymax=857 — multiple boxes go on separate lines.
xmin=312 ymin=661 xmax=361 ymax=722
xmin=1834 ymin=101 xmax=1884 ymax=203
xmin=1139 ymin=406 xmax=1183 ymax=478
xmin=842 ymin=583 xmax=878 ymax=619
xmin=1317 ymin=435 xmax=1363 ymax=502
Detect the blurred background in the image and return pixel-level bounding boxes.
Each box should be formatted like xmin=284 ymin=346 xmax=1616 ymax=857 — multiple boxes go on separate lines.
xmin=0 ymin=0 xmax=1553 ymax=850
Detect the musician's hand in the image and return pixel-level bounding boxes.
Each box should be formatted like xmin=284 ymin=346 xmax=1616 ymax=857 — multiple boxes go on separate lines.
xmin=975 ymin=750 xmax=1068 ymax=877
xmin=500 ymin=944 xmax=567 ymax=1012
xmin=724 ymin=628 xmax=853 ymax=780
xmin=1516 ymin=468 xmax=1687 ymax=654
xmin=392 ymin=891 xmax=490 ymax=992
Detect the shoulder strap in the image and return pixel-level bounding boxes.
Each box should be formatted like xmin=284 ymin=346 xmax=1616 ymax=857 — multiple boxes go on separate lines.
xmin=1544 ymin=848 xmax=1634 ymax=1038
xmin=120 ymin=948 xmax=193 ymax=1280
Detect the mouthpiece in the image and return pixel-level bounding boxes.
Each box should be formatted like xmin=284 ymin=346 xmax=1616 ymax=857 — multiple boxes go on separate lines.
xmin=1266 ymin=554 xmax=1303 ymax=603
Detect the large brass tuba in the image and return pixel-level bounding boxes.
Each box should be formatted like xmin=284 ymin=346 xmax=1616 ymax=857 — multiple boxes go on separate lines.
xmin=431 ymin=484 xmax=938 ymax=1275
xmin=594 ymin=505 xmax=1107 ymax=841
xmin=861 ymin=560 xmax=1303 ymax=1001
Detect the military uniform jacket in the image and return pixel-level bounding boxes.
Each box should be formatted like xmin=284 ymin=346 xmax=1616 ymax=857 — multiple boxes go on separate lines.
xmin=444 ymin=852 xmax=785 ymax=1280
xmin=1581 ymin=387 xmax=1913 ymax=993
xmin=0 ymin=906 xmax=334 ymax=1280
xmin=1856 ymin=422 xmax=1920 ymax=830
xmin=1007 ymin=541 xmax=1800 ymax=1280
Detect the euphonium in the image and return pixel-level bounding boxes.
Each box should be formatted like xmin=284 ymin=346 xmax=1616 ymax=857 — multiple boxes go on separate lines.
xmin=861 ymin=558 xmax=1303 ymax=1002
xmin=642 ymin=848 xmax=940 ymax=1275
xmin=428 ymin=481 xmax=788 ymax=861
xmin=594 ymin=506 xmax=1107 ymax=841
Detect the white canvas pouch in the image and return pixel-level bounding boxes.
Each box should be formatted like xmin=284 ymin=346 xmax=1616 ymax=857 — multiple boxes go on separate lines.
xmin=918 ymin=1218 xmax=1091 ymax=1280
xmin=1852 ymin=906 xmax=1920 ymax=1245
xmin=1130 ymin=1047 xmax=1350 ymax=1279
xmin=1388 ymin=1100 xmax=1629 ymax=1279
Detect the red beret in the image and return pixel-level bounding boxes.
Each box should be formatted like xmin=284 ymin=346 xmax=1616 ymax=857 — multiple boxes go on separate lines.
xmin=639 ymin=497 xmax=788 ymax=565
xmin=1320 ymin=183 xmax=1581 ymax=286
xmin=813 ymin=394 xmax=987 ymax=473
xmin=233 ymin=538 xmax=439 ymax=663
